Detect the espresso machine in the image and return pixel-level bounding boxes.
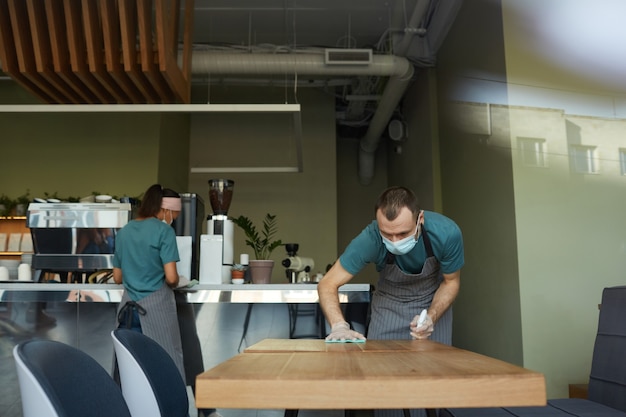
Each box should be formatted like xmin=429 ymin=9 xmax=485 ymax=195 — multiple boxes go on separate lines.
xmin=281 ymin=243 xmax=315 ymax=283
xmin=199 ymin=179 xmax=234 ymax=284
xmin=27 ymin=202 xmax=131 ymax=282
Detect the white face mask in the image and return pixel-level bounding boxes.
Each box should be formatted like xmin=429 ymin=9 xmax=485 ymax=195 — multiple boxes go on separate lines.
xmin=381 ymin=224 xmax=420 ymax=255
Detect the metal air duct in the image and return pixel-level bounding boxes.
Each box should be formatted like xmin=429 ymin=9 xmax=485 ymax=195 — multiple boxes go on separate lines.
xmin=190 ymin=51 xmax=414 ymax=184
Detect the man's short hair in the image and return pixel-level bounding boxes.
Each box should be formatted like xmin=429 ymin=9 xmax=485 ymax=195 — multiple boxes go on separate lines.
xmin=375 ymin=186 xmax=420 ymax=221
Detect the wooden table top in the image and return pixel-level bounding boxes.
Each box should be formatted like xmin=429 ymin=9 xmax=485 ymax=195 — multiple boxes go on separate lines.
xmin=196 ymin=339 xmax=546 ymax=410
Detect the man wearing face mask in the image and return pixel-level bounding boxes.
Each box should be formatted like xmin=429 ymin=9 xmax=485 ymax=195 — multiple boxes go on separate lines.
xmin=318 ymin=186 xmax=464 ymax=344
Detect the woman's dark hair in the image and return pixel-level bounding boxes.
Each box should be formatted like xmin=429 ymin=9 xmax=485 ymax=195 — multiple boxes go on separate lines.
xmin=374 ymin=186 xmax=420 ymax=221
xmin=137 ymin=184 xmax=179 ymax=218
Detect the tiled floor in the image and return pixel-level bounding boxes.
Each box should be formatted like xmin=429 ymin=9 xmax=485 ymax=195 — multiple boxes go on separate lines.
xmin=0 ymin=298 xmax=368 ymax=417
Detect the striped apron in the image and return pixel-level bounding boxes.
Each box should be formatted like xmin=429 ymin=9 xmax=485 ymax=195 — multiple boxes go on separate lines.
xmin=368 ymin=228 xmax=452 ymax=417
xmin=117 ymin=282 xmax=186 ymax=381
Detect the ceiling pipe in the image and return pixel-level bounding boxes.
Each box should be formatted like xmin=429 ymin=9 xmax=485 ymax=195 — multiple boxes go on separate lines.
xmin=358 ymin=64 xmax=414 ymax=185
xmin=190 ymin=51 xmax=414 ymax=184
xmin=190 ymin=52 xmax=410 ymax=78
xmin=357 ymin=0 xmax=430 ymax=185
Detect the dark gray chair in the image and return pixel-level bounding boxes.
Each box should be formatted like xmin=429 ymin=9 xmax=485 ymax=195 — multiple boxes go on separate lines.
xmin=13 ymin=338 xmax=131 ymax=417
xmin=442 ymin=285 xmax=626 ymax=417
xmin=112 ymin=328 xmax=189 ymax=417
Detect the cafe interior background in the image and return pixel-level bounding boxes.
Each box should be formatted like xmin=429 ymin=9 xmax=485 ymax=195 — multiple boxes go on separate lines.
xmin=1 ymin=0 xmax=626 ymax=405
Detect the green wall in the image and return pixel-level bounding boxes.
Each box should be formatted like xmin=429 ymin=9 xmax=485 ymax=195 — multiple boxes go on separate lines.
xmin=434 ymin=0 xmax=626 ymax=398
xmin=0 ymin=112 xmax=162 ymax=199
xmin=187 ymin=87 xmax=340 ymax=282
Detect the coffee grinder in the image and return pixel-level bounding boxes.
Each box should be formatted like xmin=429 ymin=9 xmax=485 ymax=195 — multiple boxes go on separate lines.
xmin=199 ymin=179 xmax=235 ymax=284
xmin=281 ymin=243 xmax=315 ymax=283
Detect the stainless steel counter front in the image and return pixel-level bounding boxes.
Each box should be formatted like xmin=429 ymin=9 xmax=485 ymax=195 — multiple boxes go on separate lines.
xmin=0 ymin=281 xmax=371 ymax=417
xmin=0 ymin=283 xmax=371 ymax=304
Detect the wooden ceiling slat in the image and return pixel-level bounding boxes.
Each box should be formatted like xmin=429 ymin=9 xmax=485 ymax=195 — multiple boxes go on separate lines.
xmin=118 ymin=0 xmax=160 ymax=103
xmin=181 ymin=0 xmax=194 ymax=84
xmin=155 ymin=0 xmax=189 ymax=103
xmin=0 ymin=0 xmax=55 ymax=103
xmin=26 ymin=0 xmax=82 ymax=103
xmin=2 ymin=0 xmax=194 ymax=104
xmin=7 ymin=0 xmax=68 ymax=103
xmin=63 ymin=0 xmax=115 ymax=103
xmin=99 ymin=0 xmax=144 ymax=103
xmin=137 ymin=0 xmax=175 ymax=103
xmin=44 ymin=0 xmax=98 ymax=103
xmin=168 ymin=0 xmax=179 ymax=53
xmin=81 ymin=0 xmax=131 ymax=103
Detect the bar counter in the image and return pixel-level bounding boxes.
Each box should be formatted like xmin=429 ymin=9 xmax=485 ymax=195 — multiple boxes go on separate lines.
xmin=0 ymin=282 xmax=371 ymax=303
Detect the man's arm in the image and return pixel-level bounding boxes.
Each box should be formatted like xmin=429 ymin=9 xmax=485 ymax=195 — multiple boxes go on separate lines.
xmin=428 ymin=270 xmax=460 ymax=323
xmin=318 ymin=259 xmax=354 ymax=326
xmin=318 ymin=259 xmax=366 ymax=340
xmin=410 ymin=269 xmax=460 ymax=339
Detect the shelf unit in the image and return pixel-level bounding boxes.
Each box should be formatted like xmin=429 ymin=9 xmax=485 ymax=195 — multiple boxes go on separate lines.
xmin=0 ymin=216 xmax=31 ymax=260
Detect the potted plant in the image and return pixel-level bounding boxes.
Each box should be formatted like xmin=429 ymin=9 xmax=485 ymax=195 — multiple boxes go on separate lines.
xmin=231 ymin=263 xmax=246 ymax=281
xmin=232 ymin=213 xmax=283 ymax=284
xmin=14 ymin=190 xmax=31 ymax=216
xmin=0 ymin=194 xmax=12 ymax=217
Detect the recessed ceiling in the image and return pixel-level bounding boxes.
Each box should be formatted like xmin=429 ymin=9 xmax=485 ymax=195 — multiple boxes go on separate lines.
xmin=191 ymin=0 xmax=411 ymax=49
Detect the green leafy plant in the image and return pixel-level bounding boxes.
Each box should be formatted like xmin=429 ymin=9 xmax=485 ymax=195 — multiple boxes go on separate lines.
xmin=0 ymin=194 xmax=12 ymax=216
xmin=233 ymin=213 xmax=283 ymax=260
xmin=16 ymin=190 xmax=31 ymax=206
xmin=231 ymin=263 xmax=246 ymax=271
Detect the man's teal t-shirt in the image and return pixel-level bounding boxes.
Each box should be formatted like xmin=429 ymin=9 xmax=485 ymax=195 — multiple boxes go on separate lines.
xmin=339 ymin=210 xmax=464 ymax=276
xmin=113 ymin=217 xmax=180 ymax=301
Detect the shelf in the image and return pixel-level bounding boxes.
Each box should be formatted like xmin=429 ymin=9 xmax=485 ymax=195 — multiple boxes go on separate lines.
xmin=0 ymin=216 xmax=27 ymax=220
xmin=0 ymin=252 xmax=23 ymax=256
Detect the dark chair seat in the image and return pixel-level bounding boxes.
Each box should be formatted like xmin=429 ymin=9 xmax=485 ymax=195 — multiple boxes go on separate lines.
xmin=443 ymin=286 xmax=626 ymax=417
xmin=13 ymin=339 xmax=131 ymax=417
xmin=112 ymin=328 xmax=189 ymax=417
xmin=442 ymin=399 xmax=626 ymax=416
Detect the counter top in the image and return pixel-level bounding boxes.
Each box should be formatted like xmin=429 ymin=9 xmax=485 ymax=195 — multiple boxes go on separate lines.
xmin=0 ymin=282 xmax=372 ymax=304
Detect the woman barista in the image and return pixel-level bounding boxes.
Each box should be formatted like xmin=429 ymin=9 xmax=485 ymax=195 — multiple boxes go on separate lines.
xmin=113 ymin=184 xmax=221 ymax=417
xmin=113 ymin=184 xmax=185 ymax=378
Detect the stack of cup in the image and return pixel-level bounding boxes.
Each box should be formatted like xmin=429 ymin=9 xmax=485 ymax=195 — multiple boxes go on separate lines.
xmin=0 ymin=266 xmax=8 ymax=281
xmin=240 ymin=254 xmax=250 ymax=283
xmin=18 ymin=263 xmax=32 ymax=281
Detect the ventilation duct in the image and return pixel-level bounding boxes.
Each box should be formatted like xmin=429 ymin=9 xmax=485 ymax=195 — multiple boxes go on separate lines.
xmin=189 ymin=51 xmax=414 ymax=185
xmin=324 ymin=49 xmax=373 ymax=65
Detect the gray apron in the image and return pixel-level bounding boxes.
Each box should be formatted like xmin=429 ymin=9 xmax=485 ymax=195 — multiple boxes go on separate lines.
xmin=368 ymin=227 xmax=452 ymax=417
xmin=117 ymin=283 xmax=186 ymax=381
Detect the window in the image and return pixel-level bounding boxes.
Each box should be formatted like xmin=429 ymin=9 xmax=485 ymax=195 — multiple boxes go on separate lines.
xmin=570 ymin=145 xmax=598 ymax=174
xmin=519 ymin=137 xmax=547 ymax=167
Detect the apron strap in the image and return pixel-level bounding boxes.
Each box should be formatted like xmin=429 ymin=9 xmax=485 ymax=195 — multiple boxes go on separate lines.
xmin=117 ymin=301 xmax=147 ymax=329
xmin=421 ymin=224 xmax=434 ymax=258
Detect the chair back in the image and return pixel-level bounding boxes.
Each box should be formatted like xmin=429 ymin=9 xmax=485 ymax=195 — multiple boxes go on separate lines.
xmin=13 ymin=339 xmax=131 ymax=417
xmin=112 ymin=328 xmax=189 ymax=417
xmin=587 ymin=285 xmax=626 ymax=411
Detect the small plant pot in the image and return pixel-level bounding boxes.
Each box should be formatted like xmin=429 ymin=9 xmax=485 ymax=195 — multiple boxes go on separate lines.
xmin=231 ymin=270 xmax=245 ymax=280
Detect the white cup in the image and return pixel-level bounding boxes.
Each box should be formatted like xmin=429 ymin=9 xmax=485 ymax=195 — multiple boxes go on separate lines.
xmin=18 ymin=263 xmax=32 ymax=281
xmin=95 ymin=194 xmax=112 ymax=203
xmin=0 ymin=266 xmax=8 ymax=281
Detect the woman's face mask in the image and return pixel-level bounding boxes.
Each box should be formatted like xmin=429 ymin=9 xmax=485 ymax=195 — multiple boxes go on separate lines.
xmin=162 ymin=210 xmax=173 ymax=225
xmin=381 ymin=223 xmax=420 ymax=255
